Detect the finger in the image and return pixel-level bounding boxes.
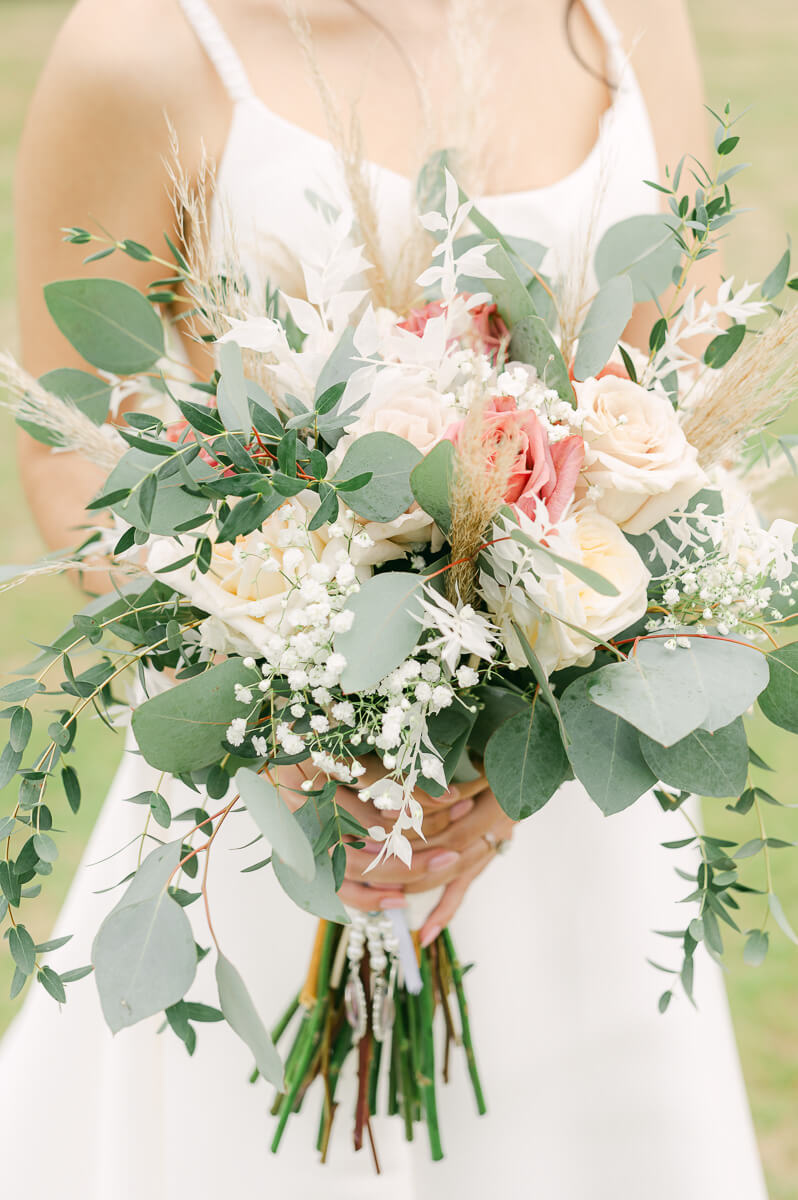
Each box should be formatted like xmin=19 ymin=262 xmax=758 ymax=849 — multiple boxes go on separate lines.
xmin=423 ymin=794 xmax=514 ymax=853
xmin=418 ymin=862 xmax=485 ymax=947
xmin=345 ymin=842 xmax=463 ymax=886
xmin=402 ymin=843 xmax=493 ymax=893
xmin=338 ymin=879 xmax=406 ymax=913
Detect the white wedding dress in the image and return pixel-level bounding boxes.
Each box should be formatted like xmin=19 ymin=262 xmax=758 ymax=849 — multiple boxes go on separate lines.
xmin=0 ymin=1 xmax=769 ymax=1196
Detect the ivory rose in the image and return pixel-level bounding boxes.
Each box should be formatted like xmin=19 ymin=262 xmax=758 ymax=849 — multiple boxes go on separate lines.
xmin=328 ymin=376 xmax=456 ymax=563
xmin=482 ymin=506 xmax=650 ymax=674
xmin=147 ymin=496 xmax=366 ymax=658
xmin=444 ymin=395 xmax=584 ymax=522
xmin=574 ymin=375 xmax=706 ymax=534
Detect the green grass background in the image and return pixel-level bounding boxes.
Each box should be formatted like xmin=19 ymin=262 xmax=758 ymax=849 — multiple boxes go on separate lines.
xmin=0 ymin=1 xmax=796 ymax=1192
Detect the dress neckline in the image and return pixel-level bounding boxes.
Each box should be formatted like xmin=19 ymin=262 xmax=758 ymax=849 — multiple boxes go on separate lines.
xmin=221 ymin=82 xmax=623 ymax=208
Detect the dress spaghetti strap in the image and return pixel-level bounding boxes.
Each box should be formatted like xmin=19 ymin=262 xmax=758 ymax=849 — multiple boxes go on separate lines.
xmin=177 ymin=0 xmax=254 ymax=104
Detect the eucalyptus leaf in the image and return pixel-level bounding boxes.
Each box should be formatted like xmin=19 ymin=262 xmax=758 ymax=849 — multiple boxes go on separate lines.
xmin=19 ymin=368 xmax=112 ymax=446
xmin=484 ymin=702 xmax=569 ymax=820
xmin=409 ymin=439 xmax=455 ymax=534
xmin=216 ymin=952 xmax=284 ymax=1087
xmin=44 ymin=278 xmax=164 ymax=374
xmin=103 ymin=449 xmax=214 ymax=535
xmin=638 ymin=717 xmax=749 ymax=798
xmin=333 ymin=433 xmax=421 ymax=523
xmin=458 ymin=241 xmax=535 ymax=327
xmin=594 ymin=214 xmax=681 ymax=302
xmin=92 ymin=840 xmax=196 ymax=1033
xmin=236 ymin=769 xmax=315 ymax=881
xmin=560 ymin=674 xmax=657 ymax=814
xmin=132 ymin=659 xmax=260 ymax=773
xmin=273 ymin=851 xmax=349 ymax=924
xmin=589 ymin=635 xmax=769 ymax=747
xmin=758 ymin=643 xmax=798 ymax=734
xmin=216 ymin=341 xmax=251 ymax=434
xmin=335 ymin=572 xmax=425 ymax=693
xmin=508 ymin=315 xmax=574 ymax=405
xmin=573 ymin=275 xmax=634 ymax=380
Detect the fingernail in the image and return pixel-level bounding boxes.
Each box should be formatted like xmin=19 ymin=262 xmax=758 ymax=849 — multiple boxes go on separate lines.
xmin=441 ymin=784 xmax=460 ymax=802
xmin=449 ymin=797 xmax=474 ymax=821
xmin=378 ymin=895 xmax=406 ymax=909
xmin=420 ymin=924 xmax=441 ymax=948
xmin=428 ymin=850 xmax=459 ymax=870
xmin=363 ymin=838 xmax=384 ymax=854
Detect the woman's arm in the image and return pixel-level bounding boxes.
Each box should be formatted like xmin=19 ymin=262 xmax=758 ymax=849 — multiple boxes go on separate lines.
xmin=14 ymin=0 xmax=215 ymax=554
xmin=610 ymin=0 xmax=721 ymax=349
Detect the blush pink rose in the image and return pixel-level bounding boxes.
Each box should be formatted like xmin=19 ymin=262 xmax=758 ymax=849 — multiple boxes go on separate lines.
xmin=443 ymin=396 xmax=584 ymax=523
xmin=398 ymin=296 xmax=509 ymax=362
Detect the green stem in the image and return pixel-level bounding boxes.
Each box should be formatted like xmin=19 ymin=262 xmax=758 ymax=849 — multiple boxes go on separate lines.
xmin=271 ymin=923 xmax=336 ymax=1151
xmin=418 ymin=948 xmax=443 ymax=1161
xmin=441 ymin=928 xmax=487 ymax=1116
xmin=394 ymin=990 xmax=415 ymax=1142
xmin=249 ymin=990 xmax=301 ymax=1083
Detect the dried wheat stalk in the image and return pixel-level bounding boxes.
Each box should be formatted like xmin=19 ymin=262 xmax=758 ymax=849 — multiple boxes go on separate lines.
xmin=1 ymin=353 xmax=125 ymax=469
xmin=447 ymin=392 xmax=521 ymax=606
xmin=682 ymin=308 xmax=798 ymax=468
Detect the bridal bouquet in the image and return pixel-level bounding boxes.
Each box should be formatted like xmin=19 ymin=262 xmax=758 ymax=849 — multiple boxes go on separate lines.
xmin=2 ymin=106 xmax=798 ymax=1164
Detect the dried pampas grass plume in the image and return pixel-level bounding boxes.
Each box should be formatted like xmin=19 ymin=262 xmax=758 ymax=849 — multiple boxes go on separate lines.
xmin=282 ymin=0 xmax=391 ymax=308
xmin=682 ymin=307 xmax=798 ymax=469
xmin=447 ymin=393 xmax=520 ymax=607
xmin=446 ymin=0 xmax=497 ymax=198
xmin=1 ymin=353 xmax=125 ymax=470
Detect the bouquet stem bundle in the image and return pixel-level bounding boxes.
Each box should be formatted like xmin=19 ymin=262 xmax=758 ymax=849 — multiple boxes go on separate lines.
xmin=267 ymin=920 xmax=486 ymax=1167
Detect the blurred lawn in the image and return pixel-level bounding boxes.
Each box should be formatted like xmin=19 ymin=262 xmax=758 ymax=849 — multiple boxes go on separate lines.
xmin=0 ymin=1 xmax=797 ymax=1193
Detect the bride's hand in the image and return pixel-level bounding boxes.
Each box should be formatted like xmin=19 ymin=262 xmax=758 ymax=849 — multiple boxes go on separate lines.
xmin=276 ymin=759 xmax=514 ymax=939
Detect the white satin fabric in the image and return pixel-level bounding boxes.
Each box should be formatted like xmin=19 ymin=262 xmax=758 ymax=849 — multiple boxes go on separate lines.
xmin=0 ymin=0 xmax=768 ymax=1195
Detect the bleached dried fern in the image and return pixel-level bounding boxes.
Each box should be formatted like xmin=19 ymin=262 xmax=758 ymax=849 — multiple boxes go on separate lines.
xmin=1 ymin=353 xmax=125 ymax=469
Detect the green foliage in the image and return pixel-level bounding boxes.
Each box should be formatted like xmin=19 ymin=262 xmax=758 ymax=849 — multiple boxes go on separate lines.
xmin=18 ymin=368 xmax=112 ymax=446
xmin=410 ymin=440 xmax=454 ymax=534
xmin=333 ymin=432 xmax=421 ymax=523
xmin=236 ymin=769 xmax=315 ymax=881
xmin=640 ymin=717 xmax=750 ymax=797
xmin=44 ymin=278 xmax=165 ymax=374
xmin=91 ymin=841 xmax=196 ymax=1033
xmin=216 ymin=952 xmax=284 ymax=1087
xmin=589 ymin=636 xmax=770 ymax=746
xmin=573 ymin=275 xmax=634 ymax=381
xmin=216 ymin=340 xmax=251 ymax=434
xmin=507 ymin=314 xmax=574 ymax=405
xmin=335 ymin=572 xmax=425 ymax=693
xmin=131 ymin=659 xmax=260 ymax=773
xmin=560 ymin=674 xmax=657 ymax=814
xmin=758 ymin=643 xmax=798 ymax=734
xmin=484 ymin=702 xmax=569 ymax=820
xmin=594 ymin=213 xmax=681 ymax=302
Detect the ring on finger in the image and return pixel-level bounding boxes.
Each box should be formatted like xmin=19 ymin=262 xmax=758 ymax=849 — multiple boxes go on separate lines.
xmin=482 ymin=832 xmax=511 ymax=855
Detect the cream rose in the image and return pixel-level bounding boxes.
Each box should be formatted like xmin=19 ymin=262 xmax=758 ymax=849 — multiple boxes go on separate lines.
xmin=330 ymin=377 xmax=455 ymax=564
xmin=147 ymin=495 xmax=366 ymax=658
xmin=483 ymin=507 xmax=650 ymax=674
xmin=574 ymin=376 xmax=706 ymax=534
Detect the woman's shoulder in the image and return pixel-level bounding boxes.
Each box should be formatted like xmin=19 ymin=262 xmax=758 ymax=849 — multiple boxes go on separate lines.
xmin=26 ymin=0 xmax=229 ymax=160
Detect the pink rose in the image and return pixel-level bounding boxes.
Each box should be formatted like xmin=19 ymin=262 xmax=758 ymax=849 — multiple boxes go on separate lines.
xmin=443 ymin=396 xmax=584 ymax=523
xmin=398 ymin=296 xmax=509 ymax=362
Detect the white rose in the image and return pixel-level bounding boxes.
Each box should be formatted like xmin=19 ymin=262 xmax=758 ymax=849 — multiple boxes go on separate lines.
xmin=330 ymin=375 xmax=455 ymax=564
xmin=574 ymin=375 xmax=707 ymax=534
xmin=147 ymin=495 xmax=367 ymax=658
xmin=484 ymin=507 xmax=650 ymax=675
